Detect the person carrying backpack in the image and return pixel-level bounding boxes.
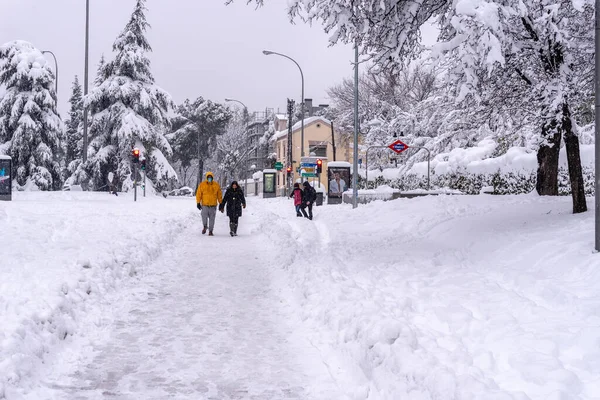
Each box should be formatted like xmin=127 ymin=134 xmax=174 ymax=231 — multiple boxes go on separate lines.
xmin=219 ymin=181 xmax=246 ymax=236
xmin=290 ymin=182 xmax=308 ymax=218
xmin=301 ymin=181 xmax=317 ymax=220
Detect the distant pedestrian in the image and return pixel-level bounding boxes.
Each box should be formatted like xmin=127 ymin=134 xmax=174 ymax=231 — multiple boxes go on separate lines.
xmin=219 ymin=181 xmax=246 ymax=237
xmin=290 ymin=182 xmax=308 ymax=218
xmin=195 ymin=171 xmax=222 ymax=236
xmin=301 ymin=181 xmax=317 ymax=220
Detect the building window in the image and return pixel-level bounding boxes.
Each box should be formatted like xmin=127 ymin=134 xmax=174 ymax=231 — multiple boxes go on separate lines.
xmin=309 ymin=141 xmax=327 ymax=157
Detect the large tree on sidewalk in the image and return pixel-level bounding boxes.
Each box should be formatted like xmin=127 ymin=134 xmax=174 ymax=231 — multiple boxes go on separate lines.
xmin=82 ymin=0 xmax=176 ymax=192
xmin=0 ymin=40 xmax=63 ymax=190
xmin=168 ymin=97 xmax=232 ymax=188
xmin=433 ymin=0 xmax=592 ymax=213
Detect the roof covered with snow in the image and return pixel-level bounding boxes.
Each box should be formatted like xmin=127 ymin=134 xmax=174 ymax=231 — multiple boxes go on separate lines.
xmin=271 ymin=116 xmax=332 ymax=142
xmin=327 ymin=161 xmax=352 ymax=168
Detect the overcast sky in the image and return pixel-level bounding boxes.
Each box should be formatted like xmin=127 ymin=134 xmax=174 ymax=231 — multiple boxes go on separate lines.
xmin=0 ymin=0 xmax=364 ymax=116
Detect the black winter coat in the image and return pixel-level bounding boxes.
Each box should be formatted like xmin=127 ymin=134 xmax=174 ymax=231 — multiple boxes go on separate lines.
xmin=220 ymin=186 xmax=246 ymax=218
xmin=302 ymin=184 xmax=317 ymax=204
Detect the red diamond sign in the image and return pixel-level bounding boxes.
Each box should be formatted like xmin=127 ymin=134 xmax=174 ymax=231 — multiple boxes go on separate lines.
xmin=388 ymin=139 xmax=409 ymax=154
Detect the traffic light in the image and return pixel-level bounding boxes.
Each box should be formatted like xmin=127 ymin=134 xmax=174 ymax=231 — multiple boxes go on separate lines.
xmin=316 ymin=159 xmax=323 ymax=174
xmin=286 ymin=166 xmax=292 ymax=176
xmin=141 ymin=159 xmax=146 ymax=171
xmin=132 ymin=148 xmax=140 ymax=163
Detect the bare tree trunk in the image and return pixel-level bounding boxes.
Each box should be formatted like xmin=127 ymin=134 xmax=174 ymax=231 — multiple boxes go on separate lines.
xmin=536 ymin=119 xmax=561 ymax=196
xmin=562 ymin=102 xmax=587 ymax=213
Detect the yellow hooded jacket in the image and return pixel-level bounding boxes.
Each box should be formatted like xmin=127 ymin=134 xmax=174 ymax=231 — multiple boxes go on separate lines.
xmin=196 ymin=172 xmax=222 ymax=206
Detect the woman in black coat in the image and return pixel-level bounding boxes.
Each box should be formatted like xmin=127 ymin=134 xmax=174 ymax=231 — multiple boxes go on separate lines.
xmin=219 ymin=181 xmax=246 ymax=236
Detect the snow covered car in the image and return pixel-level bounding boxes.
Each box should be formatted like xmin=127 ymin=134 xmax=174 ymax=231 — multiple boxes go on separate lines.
xmin=165 ymin=186 xmax=193 ymax=197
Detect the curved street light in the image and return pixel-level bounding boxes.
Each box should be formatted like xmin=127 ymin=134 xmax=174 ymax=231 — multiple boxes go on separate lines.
xmin=262 ymin=50 xmax=305 ymax=158
xmin=41 ymin=50 xmax=58 ymax=98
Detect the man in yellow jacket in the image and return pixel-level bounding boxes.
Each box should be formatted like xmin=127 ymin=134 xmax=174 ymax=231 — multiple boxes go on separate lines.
xmin=196 ymin=172 xmax=222 ymax=236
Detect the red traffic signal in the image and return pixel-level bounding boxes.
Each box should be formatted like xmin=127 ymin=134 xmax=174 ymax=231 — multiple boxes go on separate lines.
xmin=316 ymin=159 xmax=323 ymax=173
xmin=132 ymin=148 xmax=140 ymax=163
xmin=286 ymin=166 xmax=292 ymax=175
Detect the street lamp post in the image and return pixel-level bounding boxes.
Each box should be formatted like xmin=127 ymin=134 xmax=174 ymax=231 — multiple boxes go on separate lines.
xmin=352 ymin=42 xmax=359 ymax=209
xmin=41 ymin=51 xmax=58 ymax=98
xmin=82 ymin=0 xmax=90 ymax=163
xmin=225 ymin=98 xmax=250 ymax=191
xmin=594 ymin=0 xmax=600 ymax=252
xmin=262 ymin=50 xmax=305 ymax=158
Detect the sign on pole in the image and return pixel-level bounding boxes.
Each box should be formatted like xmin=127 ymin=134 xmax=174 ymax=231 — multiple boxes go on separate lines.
xmin=388 ymin=139 xmax=409 ymax=154
xmin=274 ymin=161 xmax=283 ymax=170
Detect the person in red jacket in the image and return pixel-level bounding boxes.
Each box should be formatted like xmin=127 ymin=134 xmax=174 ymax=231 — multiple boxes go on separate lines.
xmin=289 ymin=183 xmax=308 ymax=218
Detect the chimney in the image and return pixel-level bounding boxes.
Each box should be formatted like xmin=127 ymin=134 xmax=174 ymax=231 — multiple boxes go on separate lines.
xmin=304 ymin=98 xmax=313 ymax=116
xmin=275 ymin=116 xmax=287 ymax=131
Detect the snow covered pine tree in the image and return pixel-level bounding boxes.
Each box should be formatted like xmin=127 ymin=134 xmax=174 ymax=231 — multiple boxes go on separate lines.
xmin=65 ymin=76 xmax=83 ymax=174
xmin=83 ymin=0 xmax=176 ymax=192
xmin=0 ymin=40 xmax=63 ymax=190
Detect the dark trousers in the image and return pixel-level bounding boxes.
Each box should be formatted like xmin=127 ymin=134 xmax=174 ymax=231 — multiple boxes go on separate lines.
xmin=296 ymin=205 xmax=308 ymax=217
xmin=302 ymin=203 xmax=313 ymax=220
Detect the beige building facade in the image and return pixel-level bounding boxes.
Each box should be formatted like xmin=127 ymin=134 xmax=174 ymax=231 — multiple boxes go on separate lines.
xmin=272 ymin=116 xmax=351 ymax=193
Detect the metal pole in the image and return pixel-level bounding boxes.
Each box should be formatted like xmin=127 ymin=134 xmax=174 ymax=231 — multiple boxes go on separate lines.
xmin=331 ymin=121 xmax=337 ymax=161
xmin=143 ymin=170 xmax=146 ymax=197
xmin=352 ymin=42 xmax=359 ymax=209
xmin=134 ymin=164 xmax=137 ymax=202
xmin=595 ymin=0 xmax=600 ymax=251
xmin=41 ymin=51 xmax=58 ymax=97
xmin=82 ymin=0 xmax=90 ymax=163
xmin=301 ymin=73 xmax=305 ymax=157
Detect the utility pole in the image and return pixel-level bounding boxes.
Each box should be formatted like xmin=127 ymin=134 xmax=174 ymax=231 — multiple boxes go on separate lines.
xmin=287 ymin=98 xmax=295 ymax=193
xmin=331 ymin=120 xmax=337 ymax=161
xmin=352 ymin=41 xmax=359 ymax=209
xmin=594 ymin=0 xmax=600 ymax=252
xmin=82 ymin=0 xmax=90 ymax=163
xmin=134 ymin=164 xmax=138 ymax=202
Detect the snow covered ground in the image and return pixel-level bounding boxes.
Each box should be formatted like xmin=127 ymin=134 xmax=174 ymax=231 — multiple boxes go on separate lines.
xmin=2 ymin=191 xmax=599 ymax=399
xmin=260 ymin=194 xmax=600 ymax=399
xmin=0 ymin=192 xmax=196 ymax=399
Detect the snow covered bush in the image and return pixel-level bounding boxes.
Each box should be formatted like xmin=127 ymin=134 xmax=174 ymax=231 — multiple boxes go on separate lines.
xmin=0 ymin=40 xmax=63 ymax=190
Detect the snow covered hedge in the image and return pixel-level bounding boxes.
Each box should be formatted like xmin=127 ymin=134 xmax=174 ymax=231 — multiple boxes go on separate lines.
xmin=362 ymin=141 xmax=596 ymax=195
xmin=364 ymin=166 xmax=595 ymax=196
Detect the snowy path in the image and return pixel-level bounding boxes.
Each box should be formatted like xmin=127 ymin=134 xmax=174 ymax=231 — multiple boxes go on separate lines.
xmin=28 ymin=206 xmax=345 ymax=400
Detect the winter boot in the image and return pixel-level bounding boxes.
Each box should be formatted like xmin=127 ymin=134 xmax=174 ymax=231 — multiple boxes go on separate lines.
xmin=202 ymin=226 xmax=207 ymax=235
xmin=229 ymin=222 xmax=235 ymax=237
xmin=233 ymin=223 xmax=238 ymax=236
xmin=208 ymin=231 xmax=214 ymax=236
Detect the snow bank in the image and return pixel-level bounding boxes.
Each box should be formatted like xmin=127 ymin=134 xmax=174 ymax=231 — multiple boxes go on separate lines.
xmin=259 ymin=195 xmax=600 ymax=399
xmin=0 ymin=192 xmax=196 ymax=398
